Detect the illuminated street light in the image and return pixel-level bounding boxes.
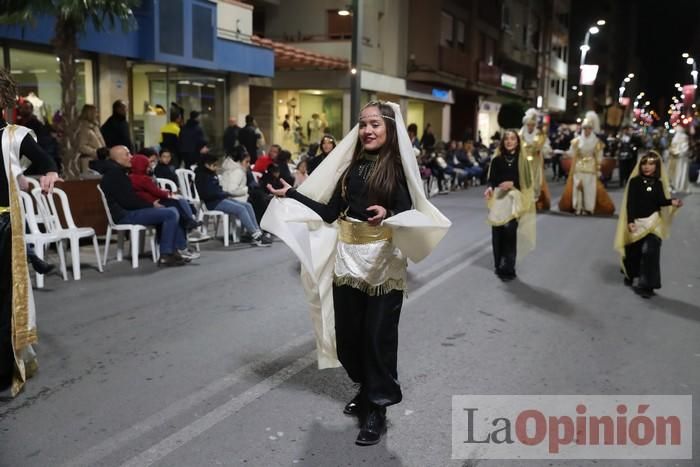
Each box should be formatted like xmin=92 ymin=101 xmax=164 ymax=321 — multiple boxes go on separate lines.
xmin=596 ymin=19 xmax=606 ymax=26
xmin=628 ymin=73 xmax=635 ymax=78
xmin=682 ymin=52 xmax=690 ymax=58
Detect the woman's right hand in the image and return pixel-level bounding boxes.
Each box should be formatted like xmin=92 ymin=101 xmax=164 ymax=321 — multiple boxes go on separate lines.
xmin=498 ymin=181 xmax=514 ymax=191
xmin=267 ymin=178 xmax=293 ymax=197
xmin=484 ymin=187 xmax=493 ymax=200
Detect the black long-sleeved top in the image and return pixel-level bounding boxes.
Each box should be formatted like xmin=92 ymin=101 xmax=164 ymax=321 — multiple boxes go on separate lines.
xmin=99 ymin=160 xmax=152 ymax=222
xmin=488 ymin=152 xmax=521 ymax=190
xmin=287 ymin=154 xmax=412 ymax=224
xmin=0 ymin=125 xmax=58 ymax=206
xmin=626 ymin=176 xmax=672 ymax=221
xmin=194 ymin=165 xmax=231 ymax=210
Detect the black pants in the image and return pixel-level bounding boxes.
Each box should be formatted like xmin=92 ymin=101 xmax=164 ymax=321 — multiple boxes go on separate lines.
xmin=624 ymin=234 xmax=662 ymax=290
xmin=619 ymin=158 xmax=636 ymax=187
xmin=0 ymin=213 xmax=14 ymax=388
xmin=551 ymin=154 xmax=561 ymax=179
xmin=332 ymin=284 xmax=403 ymax=407
xmin=492 ymin=219 xmax=518 ymax=276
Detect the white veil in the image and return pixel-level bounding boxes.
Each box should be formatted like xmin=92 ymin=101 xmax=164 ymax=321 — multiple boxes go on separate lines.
xmin=261 ymin=101 xmax=451 ymax=368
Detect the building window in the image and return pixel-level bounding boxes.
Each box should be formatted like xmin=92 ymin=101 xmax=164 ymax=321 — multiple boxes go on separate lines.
xmin=440 ymin=12 xmax=454 ymax=47
xmin=192 ymin=4 xmax=214 ymax=60
xmin=327 ymin=10 xmax=352 ymax=39
xmin=502 ymin=4 xmax=511 ymax=31
xmin=160 ymin=0 xmax=184 ymax=56
xmin=9 ymin=48 xmax=94 ymax=122
xmin=456 ymin=20 xmax=465 ymax=49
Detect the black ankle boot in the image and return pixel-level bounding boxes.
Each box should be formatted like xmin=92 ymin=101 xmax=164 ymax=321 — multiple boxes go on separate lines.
xmin=356 ymin=405 xmax=386 ymax=446
xmin=343 ymin=391 xmax=363 ymax=416
xmin=28 ymin=252 xmax=54 ymax=275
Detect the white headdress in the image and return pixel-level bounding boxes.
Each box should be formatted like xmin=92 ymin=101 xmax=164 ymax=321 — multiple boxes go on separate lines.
xmin=261 ymin=101 xmax=451 ymax=369
xmin=522 ymin=108 xmax=538 ymax=126
xmin=581 ymin=111 xmax=600 ymax=133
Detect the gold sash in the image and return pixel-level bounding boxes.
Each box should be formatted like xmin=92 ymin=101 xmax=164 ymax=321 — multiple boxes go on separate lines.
xmin=337 ymin=217 xmax=392 ymax=244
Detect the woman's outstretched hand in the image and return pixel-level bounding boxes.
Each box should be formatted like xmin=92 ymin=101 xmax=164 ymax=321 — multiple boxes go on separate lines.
xmin=267 ymin=178 xmax=293 ymax=197
xmin=366 ymin=205 xmax=387 ymax=226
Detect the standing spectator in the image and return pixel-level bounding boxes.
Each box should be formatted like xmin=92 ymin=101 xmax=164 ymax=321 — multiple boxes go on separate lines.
xmin=223 ymin=117 xmax=240 ymax=156
xmin=99 ymin=146 xmax=191 ymax=266
xmin=407 ymin=123 xmax=421 ymax=149
xmin=178 ymin=111 xmax=208 ymax=168
xmin=194 ymin=154 xmax=272 ymax=246
xmin=421 ymin=123 xmax=436 ymax=150
xmin=238 ymin=115 xmax=260 ymax=164
xmin=16 ymin=100 xmax=61 ymax=173
xmin=75 ymin=104 xmax=106 ymax=173
xmin=160 ymin=105 xmax=182 ymax=166
xmin=616 ymin=124 xmax=642 ymax=187
xmin=100 ymin=100 xmax=132 ymax=150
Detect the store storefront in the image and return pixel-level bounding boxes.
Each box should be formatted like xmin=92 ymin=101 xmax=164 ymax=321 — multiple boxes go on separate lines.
xmin=477 ymin=99 xmax=502 ymax=143
xmin=1 ymin=46 xmax=96 ymax=124
xmin=131 ymin=63 xmax=227 ymax=151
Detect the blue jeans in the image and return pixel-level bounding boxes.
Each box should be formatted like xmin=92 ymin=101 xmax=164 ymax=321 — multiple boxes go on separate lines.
xmin=214 ymin=199 xmax=260 ymax=234
xmin=120 ymin=207 xmax=186 ymax=255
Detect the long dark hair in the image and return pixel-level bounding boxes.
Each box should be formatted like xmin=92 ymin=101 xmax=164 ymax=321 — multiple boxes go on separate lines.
xmin=497 ymin=129 xmax=521 ymax=156
xmin=340 ymin=101 xmax=404 ymax=207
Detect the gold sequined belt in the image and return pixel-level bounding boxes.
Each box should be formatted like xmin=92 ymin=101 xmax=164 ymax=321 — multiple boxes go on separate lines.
xmin=338 ymin=218 xmax=392 ymax=244
xmin=0 ymin=207 xmax=9 ymax=214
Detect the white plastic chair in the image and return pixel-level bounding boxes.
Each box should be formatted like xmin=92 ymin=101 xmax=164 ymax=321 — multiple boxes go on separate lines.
xmin=97 ymin=185 xmax=159 ymax=268
xmin=176 ymin=168 xmax=232 ymax=246
xmin=32 ymin=187 xmax=103 ymax=280
xmin=19 ymin=191 xmax=68 ymax=288
xmin=24 ymin=177 xmax=47 ymax=226
xmin=156 ymin=178 xmax=178 ymax=193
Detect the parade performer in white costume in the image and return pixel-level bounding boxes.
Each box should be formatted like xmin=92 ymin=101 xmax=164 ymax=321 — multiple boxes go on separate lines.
xmin=668 ymin=125 xmax=690 ymax=193
xmin=262 ymin=101 xmax=450 ymax=446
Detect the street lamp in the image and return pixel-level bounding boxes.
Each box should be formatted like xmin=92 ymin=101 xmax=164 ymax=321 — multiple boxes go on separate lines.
xmin=682 ymin=53 xmax=698 ymax=87
xmin=579 ymin=20 xmax=604 ymax=80
xmin=339 ymin=1 xmax=363 ymax=121
xmin=618 ymin=73 xmax=634 ymax=100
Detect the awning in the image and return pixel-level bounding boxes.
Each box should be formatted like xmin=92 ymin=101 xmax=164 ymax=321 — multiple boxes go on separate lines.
xmin=251 ymin=35 xmax=349 ymax=71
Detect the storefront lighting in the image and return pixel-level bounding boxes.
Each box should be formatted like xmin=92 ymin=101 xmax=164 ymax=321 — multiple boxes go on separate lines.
xmin=29 ymin=69 xmax=47 ymax=73
xmin=216 ymin=78 xmax=225 ymax=82
xmin=351 ymin=68 xmax=357 ymax=74
xmin=206 ymin=84 xmax=216 ymax=88
xmin=159 ymin=68 xmax=167 ymax=72
xmin=9 ymin=70 xmax=23 ymax=75
xmin=178 ymin=80 xmax=191 ymax=85
xmin=55 ymin=57 xmax=60 ymax=62
xmin=192 ymin=82 xmax=204 ymax=87
xmin=338 ymin=8 xmax=351 ymax=16
xmin=278 ymin=99 xmax=283 ymax=104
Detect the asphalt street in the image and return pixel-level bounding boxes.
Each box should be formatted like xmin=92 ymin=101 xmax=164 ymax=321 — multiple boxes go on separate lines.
xmin=1 ymin=178 xmax=699 ymax=467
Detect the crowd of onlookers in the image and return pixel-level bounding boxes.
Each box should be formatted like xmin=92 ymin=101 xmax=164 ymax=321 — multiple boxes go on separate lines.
xmin=21 ymin=97 xmax=700 ymax=270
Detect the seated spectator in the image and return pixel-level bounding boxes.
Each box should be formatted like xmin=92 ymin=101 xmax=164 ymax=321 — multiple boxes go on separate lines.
xmin=220 ymin=147 xmax=250 ymax=203
xmin=252 ymin=144 xmax=280 ymax=174
xmin=129 ymin=155 xmax=206 ymax=244
xmin=307 ymin=134 xmax=336 ymax=175
xmin=100 ymin=146 xmax=195 ymax=266
xmin=275 ymin=149 xmax=295 ymax=186
xmin=261 ymin=163 xmax=283 ymax=192
xmin=139 ymin=147 xmax=158 ymax=172
xmin=89 ymin=147 xmax=111 ymax=174
xmin=153 ymin=149 xmax=179 ymax=185
xmin=294 ymin=159 xmax=308 ymax=188
xmin=194 ymin=154 xmax=272 ymax=247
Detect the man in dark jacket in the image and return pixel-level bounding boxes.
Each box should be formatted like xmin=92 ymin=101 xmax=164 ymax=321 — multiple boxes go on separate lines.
xmin=101 ymin=100 xmax=132 ymax=150
xmin=223 ymin=117 xmax=240 ymax=156
xmin=100 ymin=146 xmax=189 ymax=266
xmin=16 ymin=100 xmax=61 ymax=173
xmin=178 ymin=111 xmax=208 ymax=168
xmin=237 ymin=115 xmax=260 ymax=164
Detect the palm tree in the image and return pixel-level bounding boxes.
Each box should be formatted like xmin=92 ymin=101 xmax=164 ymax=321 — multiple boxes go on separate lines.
xmin=0 ymin=0 xmax=139 ymax=178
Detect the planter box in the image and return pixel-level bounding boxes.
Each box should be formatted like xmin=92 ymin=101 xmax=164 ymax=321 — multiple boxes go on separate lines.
xmin=55 ymin=179 xmax=108 ymax=236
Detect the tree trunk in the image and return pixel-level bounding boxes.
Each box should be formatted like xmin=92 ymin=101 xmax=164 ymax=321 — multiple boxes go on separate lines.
xmin=53 ymin=17 xmax=80 ymax=179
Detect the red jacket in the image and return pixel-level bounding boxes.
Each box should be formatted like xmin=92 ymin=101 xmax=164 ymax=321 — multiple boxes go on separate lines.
xmin=252 ymin=153 xmax=273 ymax=173
xmin=129 ymin=155 xmax=170 ymax=204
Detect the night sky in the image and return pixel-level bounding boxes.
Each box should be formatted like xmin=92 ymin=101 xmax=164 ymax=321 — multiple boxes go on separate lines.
xmin=636 ymin=0 xmax=700 ymax=110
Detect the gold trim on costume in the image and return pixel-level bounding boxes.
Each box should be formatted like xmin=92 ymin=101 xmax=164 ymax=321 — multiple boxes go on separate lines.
xmin=0 ymin=206 xmax=9 ymax=213
xmin=337 ymin=218 xmax=392 ymax=244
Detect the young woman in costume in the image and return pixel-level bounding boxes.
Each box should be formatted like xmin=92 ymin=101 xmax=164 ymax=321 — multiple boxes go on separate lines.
xmin=484 ymin=130 xmax=536 ymax=281
xmin=262 ymin=101 xmax=450 ymax=446
xmin=614 ymin=151 xmax=682 ymax=298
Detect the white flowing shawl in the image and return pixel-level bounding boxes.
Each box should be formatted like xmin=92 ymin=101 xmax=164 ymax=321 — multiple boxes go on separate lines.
xmin=261 ymin=102 xmax=451 ymax=368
